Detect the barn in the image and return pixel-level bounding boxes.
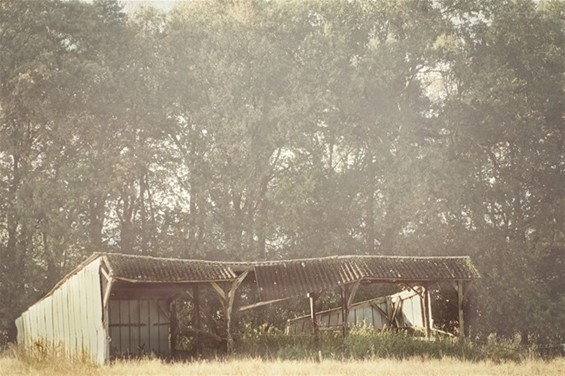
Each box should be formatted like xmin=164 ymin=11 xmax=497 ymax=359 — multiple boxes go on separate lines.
xmin=15 ymin=253 xmax=246 ymax=363
xmin=15 ymin=253 xmax=479 ymax=364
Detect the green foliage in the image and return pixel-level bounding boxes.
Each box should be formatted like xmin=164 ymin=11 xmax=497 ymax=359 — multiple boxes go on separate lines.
xmin=234 ymin=326 xmax=526 ymax=363
xmin=0 ymin=330 xmax=8 ymax=352
xmin=234 ymin=325 xmax=343 ymax=360
xmin=344 ymin=328 xmax=469 ymax=360
xmin=481 ymin=335 xmax=524 ymax=364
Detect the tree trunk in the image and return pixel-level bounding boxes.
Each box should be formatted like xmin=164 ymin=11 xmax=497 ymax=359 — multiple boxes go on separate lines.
xmin=4 ymin=154 xmax=20 ymax=267
xmin=187 ymin=184 xmax=198 ymax=258
xmin=365 ymin=152 xmax=376 ymax=254
xmin=119 ymin=191 xmax=136 ymax=253
xmin=88 ymin=193 xmax=105 ymax=250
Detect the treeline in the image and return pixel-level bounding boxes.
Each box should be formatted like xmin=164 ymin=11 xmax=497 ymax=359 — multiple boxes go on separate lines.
xmin=0 ymin=0 xmax=563 ymax=346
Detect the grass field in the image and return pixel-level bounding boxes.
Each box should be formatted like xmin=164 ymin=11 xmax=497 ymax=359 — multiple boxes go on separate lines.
xmin=0 ymin=354 xmax=563 ymax=376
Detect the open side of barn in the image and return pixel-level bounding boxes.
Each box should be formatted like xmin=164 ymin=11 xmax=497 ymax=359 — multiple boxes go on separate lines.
xmin=98 ymin=254 xmax=243 ymax=359
xmin=15 ymin=253 xmax=479 ymax=364
xmin=286 ymin=287 xmax=432 ymax=335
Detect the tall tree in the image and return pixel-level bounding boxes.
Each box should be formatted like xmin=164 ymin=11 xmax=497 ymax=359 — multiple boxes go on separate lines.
xmin=440 ymin=0 xmax=565 ymax=341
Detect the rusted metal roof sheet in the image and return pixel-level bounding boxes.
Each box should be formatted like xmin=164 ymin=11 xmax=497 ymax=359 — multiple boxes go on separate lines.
xmin=39 ymin=253 xmax=478 ymax=299
xmin=253 ymin=256 xmax=479 ymax=301
xmin=102 ymin=253 xmax=237 ymax=283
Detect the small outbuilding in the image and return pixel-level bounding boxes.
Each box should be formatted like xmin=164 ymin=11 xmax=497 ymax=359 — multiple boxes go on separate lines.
xmin=16 ymin=253 xmax=479 ymax=364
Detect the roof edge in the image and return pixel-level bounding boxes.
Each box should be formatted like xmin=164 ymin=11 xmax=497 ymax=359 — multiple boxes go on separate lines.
xmin=18 ymin=253 xmax=104 ymax=317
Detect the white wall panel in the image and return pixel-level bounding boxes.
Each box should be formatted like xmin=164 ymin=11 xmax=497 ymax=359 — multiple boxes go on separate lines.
xmin=25 ymin=306 xmax=34 ymax=344
xmin=77 ymin=274 xmax=87 ymax=355
xmin=69 ymin=275 xmax=80 ymax=355
xmin=87 ymin=259 xmax=105 ymax=364
xmin=15 ymin=257 xmax=106 ymax=364
xmin=24 ymin=312 xmax=31 ymax=345
xmin=15 ymin=317 xmax=23 ymax=345
xmin=55 ymin=285 xmax=64 ymax=350
xmin=43 ymin=296 xmax=53 ymax=346
xmin=52 ymin=288 xmax=60 ymax=347
xmin=61 ymin=281 xmax=70 ymax=355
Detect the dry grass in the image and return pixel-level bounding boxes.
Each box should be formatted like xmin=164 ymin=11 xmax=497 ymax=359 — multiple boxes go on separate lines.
xmin=106 ymin=358 xmax=565 ymax=376
xmin=0 ymin=352 xmax=563 ymax=376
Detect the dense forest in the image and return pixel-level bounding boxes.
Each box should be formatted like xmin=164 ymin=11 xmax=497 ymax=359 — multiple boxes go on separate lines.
xmin=0 ymin=0 xmax=563 ymax=347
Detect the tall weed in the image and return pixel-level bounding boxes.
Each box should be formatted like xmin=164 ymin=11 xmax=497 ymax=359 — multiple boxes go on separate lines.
xmin=7 ymin=342 xmax=98 ymax=375
xmin=235 ymin=326 xmax=527 ymax=362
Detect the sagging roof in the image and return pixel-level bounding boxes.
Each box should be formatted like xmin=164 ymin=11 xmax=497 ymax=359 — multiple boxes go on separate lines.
xmin=101 ymin=253 xmax=237 ymax=283
xmin=253 ymin=255 xmax=479 ymax=301
xmin=41 ymin=253 xmax=479 ymax=303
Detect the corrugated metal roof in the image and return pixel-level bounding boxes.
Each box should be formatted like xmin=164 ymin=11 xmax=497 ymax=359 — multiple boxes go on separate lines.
xmin=46 ymin=253 xmax=478 ymax=299
xmin=102 ymin=253 xmax=237 ymax=283
xmin=253 ymin=256 xmax=479 ymax=301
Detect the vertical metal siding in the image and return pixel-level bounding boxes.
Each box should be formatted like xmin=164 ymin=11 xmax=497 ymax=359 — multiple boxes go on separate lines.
xmin=52 ymin=289 xmax=60 ymax=348
xmin=15 ymin=316 xmax=23 ymax=345
xmin=149 ymin=300 xmax=160 ymax=353
xmin=401 ymin=292 xmax=423 ymax=327
xmin=108 ymin=298 xmax=170 ymax=357
xmin=76 ymin=276 xmax=85 ymax=355
xmin=15 ymin=257 xmax=106 ymax=364
xmin=44 ymin=296 xmax=53 ymax=346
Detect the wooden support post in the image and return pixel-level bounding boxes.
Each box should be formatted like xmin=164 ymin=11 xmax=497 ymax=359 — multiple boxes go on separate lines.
xmin=226 ymin=272 xmax=248 ymax=354
xmin=390 ymin=297 xmax=403 ymax=328
xmin=193 ymin=284 xmax=201 ymax=356
xmin=210 ymin=272 xmax=248 ymax=354
xmin=422 ymin=286 xmax=431 ymax=339
xmin=308 ymin=292 xmax=320 ymax=361
xmin=348 ymin=280 xmax=360 ymax=307
xmin=341 ymin=287 xmax=348 ymax=337
xmin=103 ymin=277 xmax=114 ymax=309
xmin=101 ymin=275 xmax=113 ymax=363
xmin=308 ymin=292 xmax=318 ymax=336
xmin=170 ymin=300 xmax=177 ymax=355
xmin=457 ymin=280 xmax=465 ymax=338
xmin=210 ymin=282 xmax=227 ymax=303
xmin=340 ymin=280 xmax=360 ymax=337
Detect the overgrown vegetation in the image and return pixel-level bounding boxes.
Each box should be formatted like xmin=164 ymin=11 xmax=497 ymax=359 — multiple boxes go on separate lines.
xmin=234 ymin=327 xmax=527 ymax=363
xmin=2 ymin=342 xmax=564 ymax=376
xmin=2 ymin=343 xmax=98 ymax=375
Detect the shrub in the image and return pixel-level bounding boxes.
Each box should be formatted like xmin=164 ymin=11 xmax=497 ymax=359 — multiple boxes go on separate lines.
xmin=481 ymin=335 xmax=524 ymax=363
xmin=0 ymin=330 xmax=8 ymax=352
xmin=235 ymin=325 xmax=527 ymax=362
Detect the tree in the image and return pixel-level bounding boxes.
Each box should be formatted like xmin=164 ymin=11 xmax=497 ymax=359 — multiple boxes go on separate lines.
xmin=439 ymin=0 xmax=565 ymax=341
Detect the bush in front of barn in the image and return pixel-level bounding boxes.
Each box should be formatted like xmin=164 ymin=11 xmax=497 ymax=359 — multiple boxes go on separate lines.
xmin=342 ymin=327 xmax=483 ymax=361
xmin=234 ymin=325 xmax=527 ymax=362
xmin=344 ymin=329 xmax=526 ymax=362
xmin=0 ymin=330 xmax=8 ymax=352
xmin=234 ymin=323 xmax=343 ymax=360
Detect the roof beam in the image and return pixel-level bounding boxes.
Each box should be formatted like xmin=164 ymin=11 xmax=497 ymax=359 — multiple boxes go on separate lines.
xmin=239 ymin=297 xmax=291 ymax=312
